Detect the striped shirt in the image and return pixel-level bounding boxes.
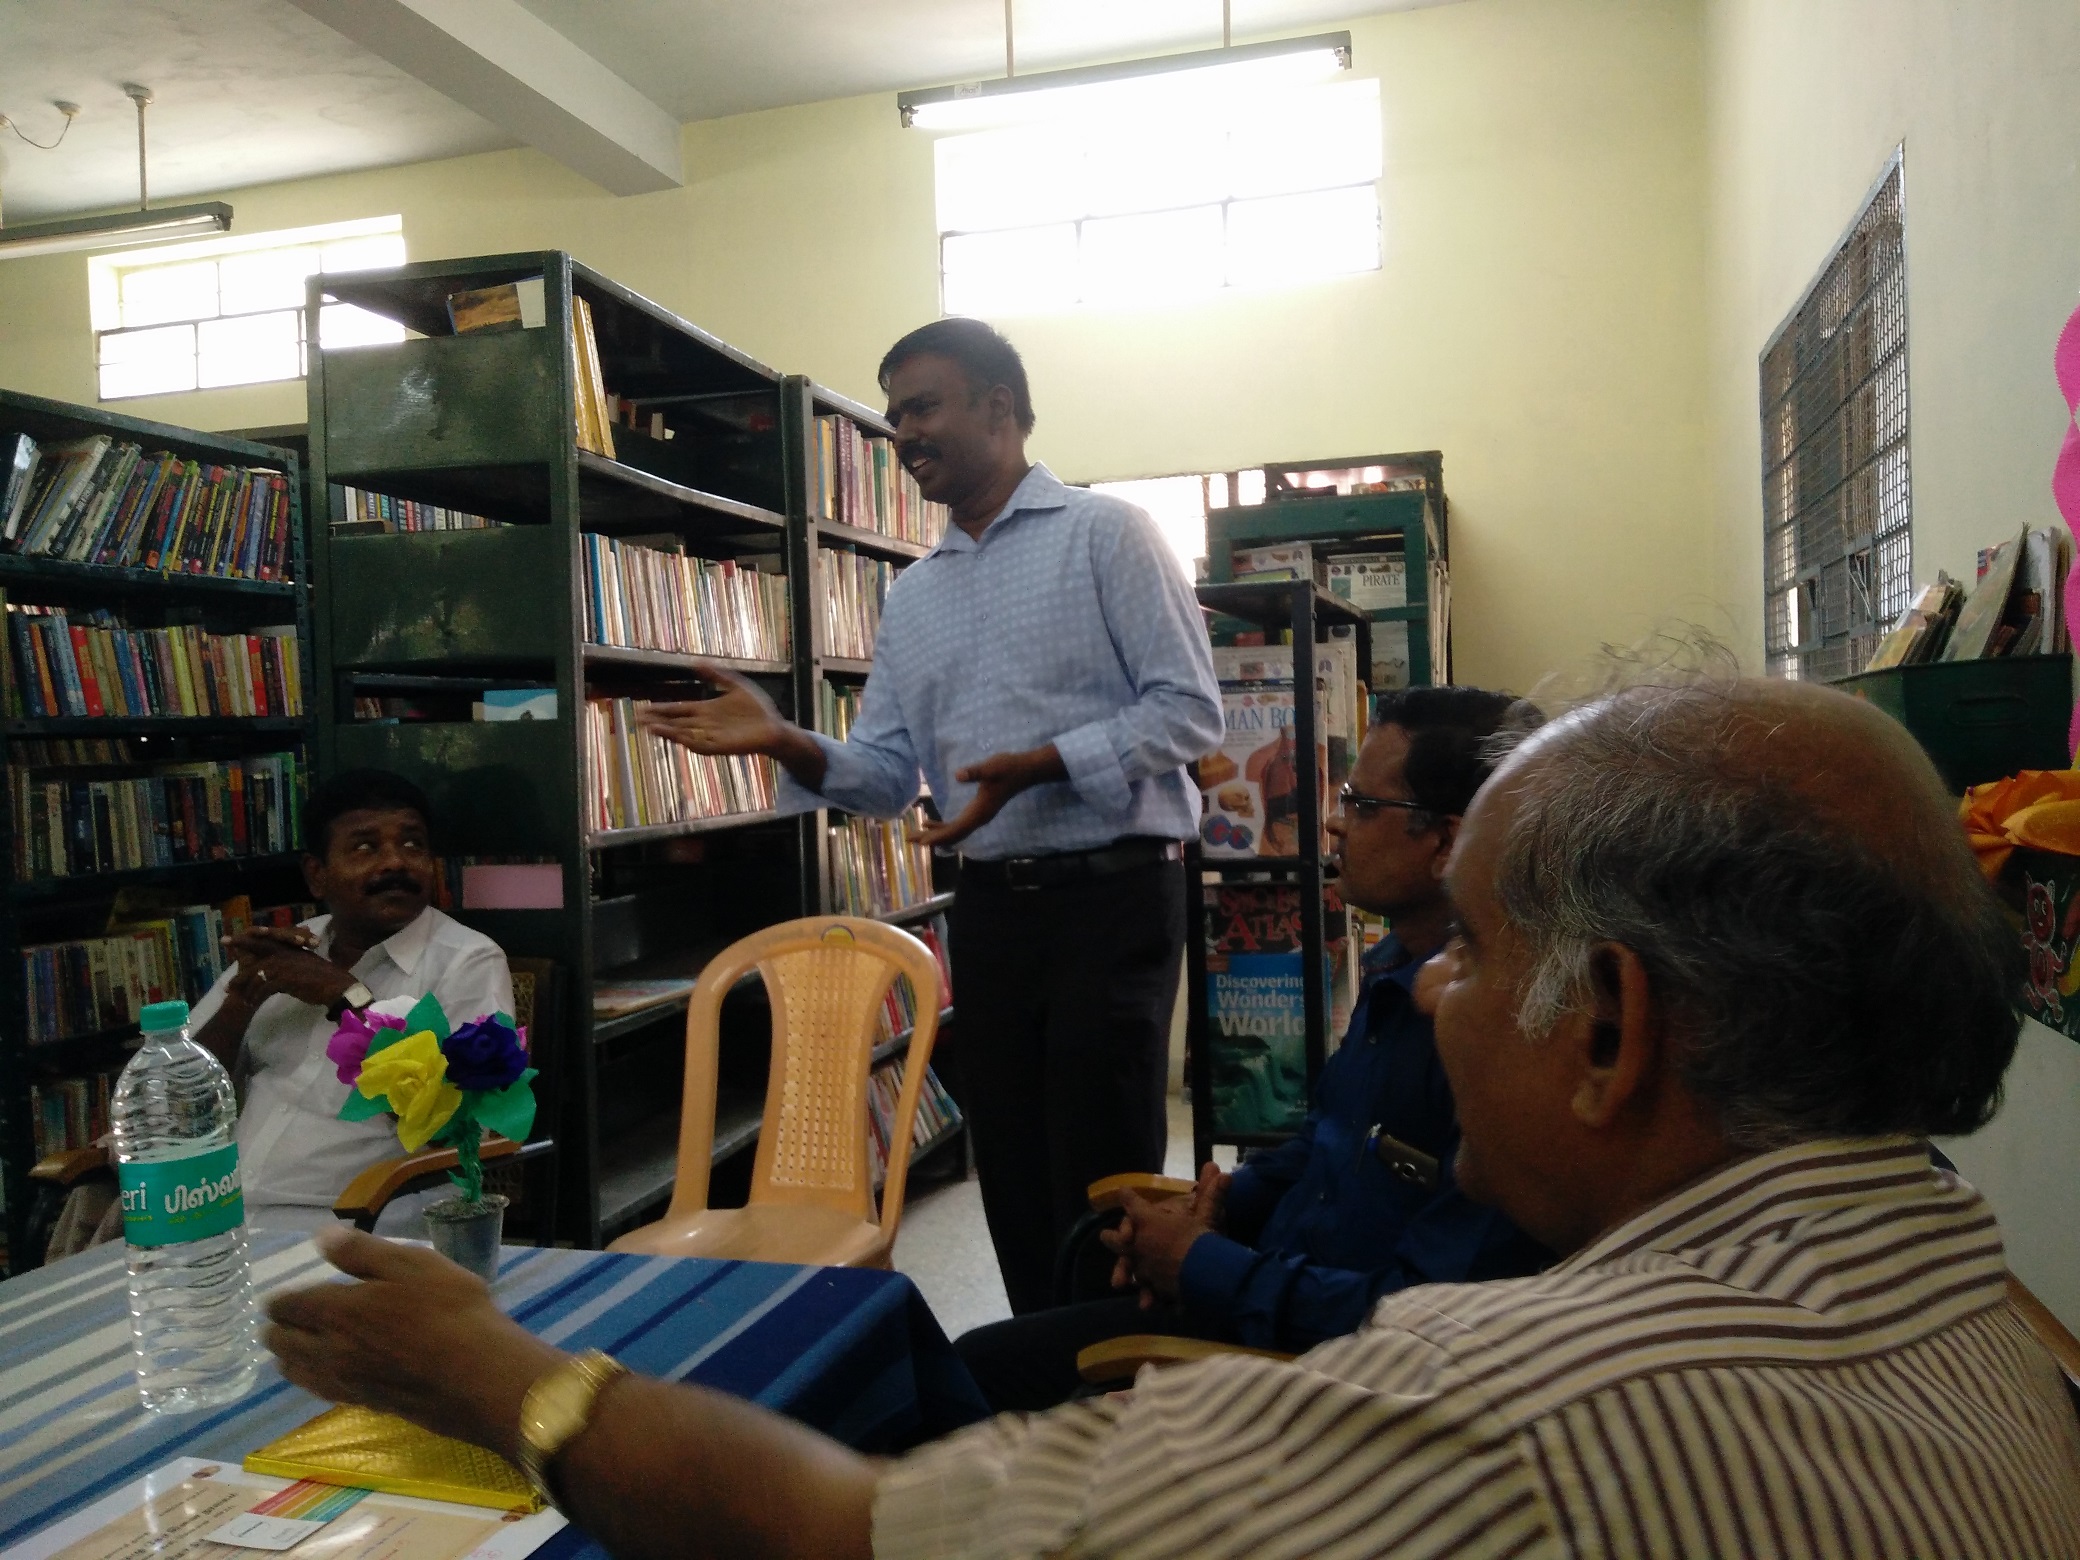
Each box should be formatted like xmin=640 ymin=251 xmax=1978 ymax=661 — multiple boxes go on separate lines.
xmin=874 ymin=1137 xmax=2080 ymax=1558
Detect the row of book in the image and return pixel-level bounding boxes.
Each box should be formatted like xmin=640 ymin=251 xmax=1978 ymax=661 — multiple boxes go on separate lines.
xmin=1196 ymin=639 xmax=1364 ymax=859
xmin=4 ymin=604 xmax=303 ymax=721
xmin=581 ymin=535 xmax=790 ymax=662
xmin=1869 ymin=526 xmax=2074 ymax=670
xmin=828 ymin=807 xmax=937 ymax=918
xmin=810 ymin=414 xmax=948 ymax=546
xmin=867 ymin=1058 xmax=963 ymax=1190
xmin=30 ymin=1072 xmax=113 ymax=1159
xmin=8 ymin=751 xmax=305 ymax=881
xmin=585 ymin=697 xmax=778 ymax=833
xmin=817 ymin=680 xmax=862 ymax=740
xmin=1 ymin=433 xmax=296 ymax=582
xmin=335 ymin=485 xmax=500 ymax=535
xmin=23 ymin=894 xmax=311 ymax=1045
xmin=874 ymin=917 xmax=952 ymax=1047
xmin=820 ymin=552 xmax=898 ymax=660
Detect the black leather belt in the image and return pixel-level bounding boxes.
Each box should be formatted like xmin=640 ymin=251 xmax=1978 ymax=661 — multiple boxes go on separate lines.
xmin=959 ymin=837 xmax=1183 ymax=892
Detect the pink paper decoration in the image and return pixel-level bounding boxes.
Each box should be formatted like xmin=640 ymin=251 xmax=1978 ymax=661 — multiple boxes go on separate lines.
xmin=2056 ymin=302 xmax=2080 ymax=753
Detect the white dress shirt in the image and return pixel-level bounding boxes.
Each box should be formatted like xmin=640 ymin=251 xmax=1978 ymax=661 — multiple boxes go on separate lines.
xmin=189 ymin=906 xmax=514 ymax=1233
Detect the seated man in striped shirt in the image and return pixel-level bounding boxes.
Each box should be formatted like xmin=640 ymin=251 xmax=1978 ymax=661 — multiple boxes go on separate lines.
xmin=265 ymin=674 xmax=2080 ymax=1559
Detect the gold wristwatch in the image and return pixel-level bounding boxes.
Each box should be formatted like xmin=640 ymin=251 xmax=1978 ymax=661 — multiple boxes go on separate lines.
xmin=516 ymin=1350 xmax=627 ymax=1509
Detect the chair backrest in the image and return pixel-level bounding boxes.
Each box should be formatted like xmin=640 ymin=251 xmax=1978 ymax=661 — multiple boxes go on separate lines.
xmin=664 ymin=917 xmax=945 ymax=1243
xmin=503 ymin=957 xmax=563 ymax=1241
xmin=2009 ymin=1275 xmax=2080 ymax=1428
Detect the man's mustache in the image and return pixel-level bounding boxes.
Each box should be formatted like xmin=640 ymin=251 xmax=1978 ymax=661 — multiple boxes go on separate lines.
xmin=365 ymin=872 xmax=424 ymax=896
xmin=898 ymin=442 xmax=940 ymax=470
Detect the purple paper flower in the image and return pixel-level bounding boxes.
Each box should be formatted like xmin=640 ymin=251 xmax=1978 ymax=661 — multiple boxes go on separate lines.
xmin=327 ymin=1006 xmax=407 ymax=1085
xmin=442 ymin=1016 xmax=529 ymax=1092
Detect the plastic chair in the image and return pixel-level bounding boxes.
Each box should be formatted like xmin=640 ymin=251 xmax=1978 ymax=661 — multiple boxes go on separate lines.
xmin=607 ymin=916 xmax=945 ymax=1269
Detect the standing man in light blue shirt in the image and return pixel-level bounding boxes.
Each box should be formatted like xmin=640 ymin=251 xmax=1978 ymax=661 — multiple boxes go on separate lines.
xmin=640 ymin=319 xmax=1222 ymax=1311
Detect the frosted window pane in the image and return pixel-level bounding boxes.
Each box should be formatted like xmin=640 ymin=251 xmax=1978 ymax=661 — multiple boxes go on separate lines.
xmin=1228 ymin=80 xmax=1382 ymax=198
xmin=1080 ymin=206 xmax=1225 ymax=303
xmin=1089 ymin=474 xmax=1207 ymax=568
xmin=98 ymin=324 xmax=197 ymax=399
xmin=936 ymin=128 xmax=1084 ymax=233
xmin=120 ymin=261 xmax=219 ymax=328
xmin=197 ymin=310 xmax=302 ymax=389
xmin=321 ymin=234 xmax=407 ymax=273
xmin=1083 ymin=115 xmax=1228 ymax=217
xmin=219 ymin=246 xmax=320 ymax=313
xmin=318 ymin=301 xmax=408 ymax=349
xmin=942 ymin=225 xmax=1079 ymax=314
xmin=1227 ymin=187 xmax=1380 ymax=288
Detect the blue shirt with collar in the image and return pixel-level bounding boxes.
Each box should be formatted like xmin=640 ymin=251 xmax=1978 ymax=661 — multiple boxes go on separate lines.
xmin=776 ymin=463 xmax=1223 ymax=861
xmin=1177 ymin=934 xmax=1550 ymax=1351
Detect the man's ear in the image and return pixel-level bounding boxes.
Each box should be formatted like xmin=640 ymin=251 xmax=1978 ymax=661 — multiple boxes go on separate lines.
xmin=301 ymin=852 xmax=327 ymax=902
xmin=986 ymin=382 xmax=1016 ymax=434
xmin=1429 ymin=815 xmax=1462 ymax=883
xmin=1569 ymin=942 xmax=1658 ymax=1129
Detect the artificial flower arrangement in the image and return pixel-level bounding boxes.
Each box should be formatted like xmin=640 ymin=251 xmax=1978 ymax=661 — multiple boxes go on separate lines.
xmin=327 ymin=992 xmax=537 ymax=1204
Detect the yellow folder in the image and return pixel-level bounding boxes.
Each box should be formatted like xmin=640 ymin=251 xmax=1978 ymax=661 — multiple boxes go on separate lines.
xmin=243 ymin=1404 xmax=542 ymax=1513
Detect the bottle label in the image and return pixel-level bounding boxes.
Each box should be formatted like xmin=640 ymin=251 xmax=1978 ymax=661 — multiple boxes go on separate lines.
xmin=117 ymin=1142 xmax=245 ymax=1248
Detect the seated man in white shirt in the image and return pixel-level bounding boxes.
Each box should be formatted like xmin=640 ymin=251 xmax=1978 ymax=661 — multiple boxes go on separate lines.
xmin=190 ymin=768 xmax=514 ymax=1236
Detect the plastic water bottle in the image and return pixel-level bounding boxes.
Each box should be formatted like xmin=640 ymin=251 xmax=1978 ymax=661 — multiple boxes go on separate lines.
xmin=111 ymin=999 xmax=259 ymax=1413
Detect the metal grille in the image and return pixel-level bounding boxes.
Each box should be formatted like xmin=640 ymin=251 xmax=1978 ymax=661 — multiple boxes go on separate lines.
xmin=1760 ymin=153 xmax=1910 ymax=681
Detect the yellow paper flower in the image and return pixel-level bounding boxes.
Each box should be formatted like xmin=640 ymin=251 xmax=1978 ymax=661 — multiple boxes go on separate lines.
xmin=356 ymin=1029 xmax=464 ymax=1151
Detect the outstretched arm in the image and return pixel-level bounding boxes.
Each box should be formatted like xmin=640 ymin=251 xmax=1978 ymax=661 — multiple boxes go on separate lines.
xmin=266 ymin=1228 xmax=876 ymax=1560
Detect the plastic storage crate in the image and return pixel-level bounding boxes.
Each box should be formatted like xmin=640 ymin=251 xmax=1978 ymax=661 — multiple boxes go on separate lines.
xmin=1835 ymin=655 xmax=2073 ymax=794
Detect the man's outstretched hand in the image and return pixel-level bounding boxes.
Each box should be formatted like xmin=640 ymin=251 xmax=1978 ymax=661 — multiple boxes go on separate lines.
xmin=265 ymin=1226 xmax=561 ymax=1459
xmin=636 ymin=663 xmax=829 ymax=789
xmin=913 ymin=745 xmax=1067 ymax=848
xmin=636 ymin=664 xmax=793 ymax=757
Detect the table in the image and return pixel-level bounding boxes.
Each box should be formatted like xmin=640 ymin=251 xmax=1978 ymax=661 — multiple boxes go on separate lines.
xmin=0 ymin=1233 xmax=987 ymax=1559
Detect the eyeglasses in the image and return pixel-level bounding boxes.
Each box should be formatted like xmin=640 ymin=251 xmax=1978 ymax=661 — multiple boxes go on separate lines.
xmin=1337 ymin=784 xmax=1433 ymax=822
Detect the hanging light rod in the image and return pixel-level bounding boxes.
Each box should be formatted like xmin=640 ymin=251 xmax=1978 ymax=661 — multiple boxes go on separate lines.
xmin=0 ymin=84 xmax=233 ymax=260
xmin=897 ymin=30 xmax=1352 ymax=131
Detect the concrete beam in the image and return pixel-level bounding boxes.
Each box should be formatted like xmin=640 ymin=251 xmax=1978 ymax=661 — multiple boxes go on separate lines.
xmin=286 ymin=0 xmax=683 ymax=195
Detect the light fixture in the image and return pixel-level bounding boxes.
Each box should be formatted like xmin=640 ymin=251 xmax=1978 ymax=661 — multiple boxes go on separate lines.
xmin=898 ymin=30 xmax=1352 ymax=132
xmin=0 ymin=84 xmax=233 ymax=260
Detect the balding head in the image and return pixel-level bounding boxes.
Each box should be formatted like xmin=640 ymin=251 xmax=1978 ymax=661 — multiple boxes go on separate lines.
xmin=1421 ymin=674 xmax=2022 ymax=1254
xmin=1491 ymin=675 xmax=2019 ymax=1147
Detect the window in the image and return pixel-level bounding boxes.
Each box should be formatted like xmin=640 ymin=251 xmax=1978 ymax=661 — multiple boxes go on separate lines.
xmin=90 ymin=216 xmax=407 ymax=400
xmin=935 ymin=78 xmax=1381 ymax=315
xmin=1760 ymin=154 xmax=1910 ymax=681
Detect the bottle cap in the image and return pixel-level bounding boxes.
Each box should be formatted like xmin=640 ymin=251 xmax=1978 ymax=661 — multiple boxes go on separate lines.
xmin=140 ymin=1000 xmax=191 ymax=1032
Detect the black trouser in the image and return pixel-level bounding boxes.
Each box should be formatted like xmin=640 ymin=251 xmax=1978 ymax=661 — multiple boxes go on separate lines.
xmin=956 ymin=1294 xmax=1220 ymax=1412
xmin=949 ymin=857 xmax=1185 ymax=1315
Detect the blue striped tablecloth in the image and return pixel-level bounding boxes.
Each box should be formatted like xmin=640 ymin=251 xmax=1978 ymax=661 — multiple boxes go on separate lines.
xmin=0 ymin=1233 xmax=987 ymax=1559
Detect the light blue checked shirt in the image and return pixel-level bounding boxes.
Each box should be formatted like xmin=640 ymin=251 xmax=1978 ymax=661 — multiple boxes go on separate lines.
xmin=778 ymin=463 xmax=1222 ymax=861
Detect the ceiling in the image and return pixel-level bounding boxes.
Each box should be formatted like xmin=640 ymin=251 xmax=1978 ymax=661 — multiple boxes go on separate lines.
xmin=0 ymin=0 xmax=1459 ymax=222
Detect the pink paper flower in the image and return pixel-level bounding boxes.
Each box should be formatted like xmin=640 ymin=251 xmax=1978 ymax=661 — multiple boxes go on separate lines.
xmin=327 ymin=1005 xmax=408 ymax=1085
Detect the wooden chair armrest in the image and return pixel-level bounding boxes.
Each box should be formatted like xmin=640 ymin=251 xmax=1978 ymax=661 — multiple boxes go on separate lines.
xmin=333 ymin=1134 xmax=524 ymax=1229
xmin=30 ymin=1145 xmax=111 ymax=1186
xmin=1076 ymin=1334 xmax=1298 ymax=1385
xmin=1087 ymin=1173 xmax=1196 ymax=1213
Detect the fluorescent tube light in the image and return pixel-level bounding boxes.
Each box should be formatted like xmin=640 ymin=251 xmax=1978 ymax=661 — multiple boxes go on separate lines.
xmin=0 ymin=202 xmax=234 ymax=261
xmin=899 ymin=32 xmax=1352 ymax=131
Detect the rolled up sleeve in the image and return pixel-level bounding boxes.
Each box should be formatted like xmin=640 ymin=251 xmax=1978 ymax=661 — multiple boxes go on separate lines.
xmin=1052 ymin=508 xmax=1222 ymax=820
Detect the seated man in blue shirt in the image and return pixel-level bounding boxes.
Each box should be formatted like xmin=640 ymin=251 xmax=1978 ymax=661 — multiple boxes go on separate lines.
xmin=955 ymin=687 xmax=1551 ymax=1410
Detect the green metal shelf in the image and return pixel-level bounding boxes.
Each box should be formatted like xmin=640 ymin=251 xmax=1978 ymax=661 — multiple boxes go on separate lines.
xmin=814 ymin=519 xmax=931 ymax=562
xmin=581 ymin=645 xmax=789 ymax=678
xmin=9 ymin=851 xmax=305 ymax=905
xmin=3 ymin=716 xmax=306 ymax=738
xmin=0 ymin=553 xmax=299 ymax=602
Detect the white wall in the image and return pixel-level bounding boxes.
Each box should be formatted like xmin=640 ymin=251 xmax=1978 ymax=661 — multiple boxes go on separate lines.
xmin=1707 ymin=0 xmax=2080 ymax=1328
xmin=0 ymin=0 xmax=1714 ymax=696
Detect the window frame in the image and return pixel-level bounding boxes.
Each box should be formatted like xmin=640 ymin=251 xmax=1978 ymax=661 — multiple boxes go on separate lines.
xmin=89 ymin=216 xmax=406 ymax=402
xmin=1758 ymin=151 xmax=1911 ymax=682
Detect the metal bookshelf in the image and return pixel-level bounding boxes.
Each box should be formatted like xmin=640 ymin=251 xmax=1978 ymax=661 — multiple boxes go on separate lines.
xmin=306 ymin=252 xmax=805 ymax=1247
xmin=0 ymin=389 xmax=312 ymax=1274
xmin=1187 ymin=581 xmax=1370 ymax=1166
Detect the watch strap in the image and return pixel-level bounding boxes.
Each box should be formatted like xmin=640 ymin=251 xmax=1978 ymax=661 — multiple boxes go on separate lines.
xmin=517 ymin=1349 xmax=627 ymax=1510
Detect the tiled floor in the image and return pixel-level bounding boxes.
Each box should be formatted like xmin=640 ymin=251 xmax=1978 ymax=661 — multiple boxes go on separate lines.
xmin=894 ymin=1093 xmax=1197 ymax=1341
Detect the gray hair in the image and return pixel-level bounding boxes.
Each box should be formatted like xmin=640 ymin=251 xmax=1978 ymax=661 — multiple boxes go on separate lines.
xmin=1488 ymin=680 xmax=2020 ymax=1149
